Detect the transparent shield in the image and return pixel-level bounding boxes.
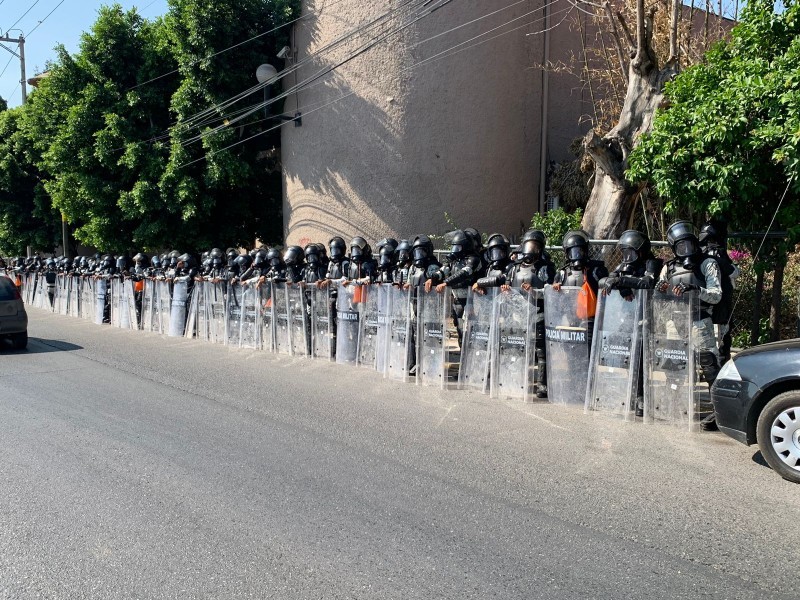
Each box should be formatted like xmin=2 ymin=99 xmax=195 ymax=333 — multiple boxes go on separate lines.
xmin=195 ymin=282 xmax=209 ymax=341
xmin=123 ymin=279 xmax=137 ymax=330
xmin=259 ymin=284 xmax=275 ymax=352
xmin=386 ymin=286 xmax=411 ymax=382
xmin=543 ymin=285 xmax=591 ymax=406
xmin=585 ymin=291 xmax=644 ymax=419
xmin=226 ymin=284 xmax=243 ymax=347
xmin=644 ymin=292 xmax=699 ymax=429
xmin=168 ymin=281 xmax=188 ymax=337
xmin=357 ymin=285 xmax=379 ymax=369
xmin=184 ymin=284 xmax=199 ymax=339
xmin=458 ymin=288 xmax=496 ymax=393
xmin=375 ymin=285 xmax=392 ymax=374
xmin=157 ymin=281 xmax=171 ymax=334
xmin=335 ymin=282 xmax=360 ymax=365
xmin=240 ymin=284 xmax=261 ymax=349
xmin=491 ymin=288 xmax=538 ymax=401
xmin=110 ymin=279 xmax=121 ymax=327
xmin=288 ymin=284 xmax=309 ymax=357
xmin=310 ymin=286 xmax=334 ymax=360
xmin=142 ymin=280 xmax=154 ymax=332
xmin=208 ymin=282 xmax=226 ymax=344
xmin=272 ymin=282 xmax=292 ymax=355
xmin=94 ymin=279 xmax=107 ymax=325
xmin=417 ymin=288 xmax=449 ymax=389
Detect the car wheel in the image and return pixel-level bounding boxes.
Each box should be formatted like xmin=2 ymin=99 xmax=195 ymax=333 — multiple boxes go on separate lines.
xmin=11 ymin=331 xmax=27 ymax=350
xmin=757 ymin=391 xmax=800 ymax=484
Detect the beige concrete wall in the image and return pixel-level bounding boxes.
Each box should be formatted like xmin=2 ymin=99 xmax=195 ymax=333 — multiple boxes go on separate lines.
xmin=281 ymin=0 xmax=593 ymax=247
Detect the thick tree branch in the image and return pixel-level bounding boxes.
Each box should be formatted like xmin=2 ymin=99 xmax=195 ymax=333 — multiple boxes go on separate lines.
xmin=668 ymin=0 xmax=680 ymax=63
xmin=604 ymin=1 xmax=629 ymax=83
xmin=617 ymin=12 xmax=635 ymax=55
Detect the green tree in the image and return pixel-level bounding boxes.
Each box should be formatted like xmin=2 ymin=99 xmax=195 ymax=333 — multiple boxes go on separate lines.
xmin=159 ymin=0 xmax=299 ymax=249
xmin=628 ymin=0 xmax=800 ymax=254
xmin=0 ymin=107 xmax=60 ymax=255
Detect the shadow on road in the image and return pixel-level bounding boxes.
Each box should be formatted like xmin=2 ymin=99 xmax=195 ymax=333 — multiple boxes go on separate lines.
xmin=0 ymin=338 xmax=84 ymax=354
xmin=751 ymin=450 xmax=770 ymax=469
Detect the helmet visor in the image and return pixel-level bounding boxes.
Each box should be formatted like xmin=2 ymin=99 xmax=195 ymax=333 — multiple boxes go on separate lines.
xmin=621 ymin=248 xmax=639 ymax=264
xmin=567 ymin=246 xmax=586 ymax=261
xmin=413 ymin=247 xmax=429 ymax=262
xmin=674 ymin=239 xmax=697 ymax=258
xmin=488 ymin=246 xmax=507 ymax=262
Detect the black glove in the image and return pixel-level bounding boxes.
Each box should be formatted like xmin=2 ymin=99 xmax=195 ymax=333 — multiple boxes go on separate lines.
xmin=675 ymin=282 xmax=699 ymax=293
xmin=601 ymin=276 xmax=619 ymax=292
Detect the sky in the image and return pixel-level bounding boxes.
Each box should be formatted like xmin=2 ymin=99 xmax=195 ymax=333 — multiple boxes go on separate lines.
xmin=0 ymin=0 xmax=168 ymax=108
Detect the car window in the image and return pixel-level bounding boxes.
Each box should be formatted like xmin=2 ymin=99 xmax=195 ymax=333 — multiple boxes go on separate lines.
xmin=0 ymin=277 xmax=17 ymax=301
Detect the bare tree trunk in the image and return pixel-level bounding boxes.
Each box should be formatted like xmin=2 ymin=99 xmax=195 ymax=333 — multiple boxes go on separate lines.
xmin=581 ymin=12 xmax=679 ymax=239
xmin=770 ymin=262 xmax=785 ymax=341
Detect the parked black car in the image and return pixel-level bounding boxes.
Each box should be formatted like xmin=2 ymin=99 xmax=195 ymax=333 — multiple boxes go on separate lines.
xmin=712 ymin=339 xmax=800 ymax=483
xmin=0 ymin=275 xmax=27 ymax=349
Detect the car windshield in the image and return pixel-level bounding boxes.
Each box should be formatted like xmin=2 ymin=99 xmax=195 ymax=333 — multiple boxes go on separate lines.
xmin=0 ymin=277 xmax=17 ymax=301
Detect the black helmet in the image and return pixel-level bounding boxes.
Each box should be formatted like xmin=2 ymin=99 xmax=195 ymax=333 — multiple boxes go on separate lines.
xmin=234 ymin=253 xmax=253 ymax=270
xmin=396 ymin=239 xmax=412 ymax=265
xmin=101 ymin=254 xmax=114 ymax=270
xmin=210 ymin=248 xmax=223 ymax=259
xmin=519 ymin=229 xmax=546 ymax=263
xmin=133 ymin=252 xmax=148 ymax=265
xmin=376 ymin=237 xmax=398 ymax=254
xmin=116 ymin=255 xmax=132 ymax=271
xmin=225 ymin=248 xmax=238 ymax=267
xmin=412 ymin=235 xmax=434 ymax=266
xmin=464 ymin=228 xmax=483 ymax=251
xmin=618 ymin=230 xmax=651 ymax=265
xmin=253 ymin=249 xmax=268 ymax=268
xmin=329 ymin=236 xmax=346 ymax=262
xmin=178 ymin=253 xmax=196 ymax=269
xmin=446 ymin=229 xmax=474 ymax=260
xmin=284 ymin=245 xmax=304 ymax=266
xmin=667 ymin=221 xmax=700 ymax=266
xmin=304 ymin=243 xmax=321 ymax=266
xmin=485 ymin=233 xmax=510 ymax=264
xmin=377 ymin=241 xmax=397 ymax=271
xmin=168 ymin=250 xmax=181 ymax=268
xmin=151 ymin=255 xmax=162 ymax=269
xmin=266 ymin=247 xmax=283 ymax=268
xmin=562 ymin=230 xmax=590 ymax=267
xmin=698 ymin=219 xmax=728 ymax=246
xmin=350 ymin=236 xmax=371 ymax=262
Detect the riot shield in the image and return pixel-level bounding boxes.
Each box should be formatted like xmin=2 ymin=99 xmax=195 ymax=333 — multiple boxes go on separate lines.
xmin=310 ymin=286 xmax=334 ymax=360
xmin=156 ymin=281 xmax=171 ymax=334
xmin=491 ymin=288 xmax=538 ymax=402
xmin=458 ymin=288 xmax=496 ymax=393
xmin=644 ymin=291 xmax=700 ymax=429
xmin=94 ymin=279 xmax=108 ymax=325
xmin=357 ymin=285 xmax=379 ymax=369
xmin=141 ymin=280 xmax=154 ymax=332
xmin=122 ymin=279 xmax=136 ymax=329
xmin=543 ymin=285 xmax=591 ymax=406
xmin=110 ymin=279 xmax=122 ymax=327
xmin=59 ymin=277 xmax=69 ymax=315
xmin=184 ymin=284 xmax=199 ymax=339
xmin=416 ymin=288 xmax=450 ymax=389
xmin=287 ymin=284 xmax=309 ymax=357
xmin=272 ymin=282 xmax=292 ymax=355
xmin=208 ymin=282 xmax=227 ymax=344
xmin=375 ymin=285 xmax=392 ymax=374
xmin=585 ymin=291 xmax=644 ymax=419
xmin=385 ymin=286 xmax=412 ymax=382
xmin=81 ymin=278 xmax=94 ymax=321
xmin=226 ymin=284 xmax=243 ymax=346
xmin=239 ymin=284 xmax=260 ymax=349
xmin=68 ymin=277 xmax=80 ymax=318
xmin=259 ymin=284 xmax=275 ymax=352
xmin=168 ymin=281 xmax=188 ymax=337
xmin=195 ymin=281 xmax=209 ymax=341
xmin=335 ymin=282 xmax=360 ymax=365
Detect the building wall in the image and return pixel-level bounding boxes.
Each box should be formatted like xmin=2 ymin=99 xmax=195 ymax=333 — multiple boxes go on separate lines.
xmin=281 ymin=0 xmax=593 ymax=246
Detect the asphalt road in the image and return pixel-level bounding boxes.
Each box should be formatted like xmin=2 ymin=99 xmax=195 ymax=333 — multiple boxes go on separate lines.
xmin=2 ymin=309 xmax=799 ymax=599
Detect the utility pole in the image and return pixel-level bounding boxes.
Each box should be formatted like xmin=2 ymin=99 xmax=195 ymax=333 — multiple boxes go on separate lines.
xmin=0 ymin=33 xmax=32 ymax=255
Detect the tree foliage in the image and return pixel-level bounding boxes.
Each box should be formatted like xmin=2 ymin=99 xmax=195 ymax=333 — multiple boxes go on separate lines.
xmin=628 ymin=0 xmax=800 ymax=253
xmin=0 ymin=0 xmax=299 ymax=255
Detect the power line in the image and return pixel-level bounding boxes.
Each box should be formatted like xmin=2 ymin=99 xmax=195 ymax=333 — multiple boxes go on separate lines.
xmin=7 ymin=0 xmax=43 ymax=32
xmin=27 ymin=0 xmax=67 ymax=37
xmin=179 ymin=1 xmax=571 ymax=168
xmin=0 ymin=53 xmax=14 ymax=78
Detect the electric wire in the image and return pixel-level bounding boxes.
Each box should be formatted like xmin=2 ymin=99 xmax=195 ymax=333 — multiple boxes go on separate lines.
xmin=7 ymin=0 xmax=42 ymax=32
xmin=0 ymin=53 xmax=14 ymax=78
xmin=178 ymin=2 xmax=574 ymax=168
xmin=27 ymin=0 xmax=66 ymax=37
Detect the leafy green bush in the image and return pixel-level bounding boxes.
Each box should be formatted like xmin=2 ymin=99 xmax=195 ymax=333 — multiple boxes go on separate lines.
xmin=530 ymin=208 xmax=583 ymax=247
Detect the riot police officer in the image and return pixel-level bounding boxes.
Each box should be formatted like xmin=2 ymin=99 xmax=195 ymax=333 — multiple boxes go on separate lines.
xmin=553 ymin=229 xmax=608 ymax=354
xmin=393 ymin=239 xmax=413 ymax=287
xmin=472 ymin=233 xmax=512 ymax=294
xmin=302 ymin=243 xmax=328 ymax=284
xmin=282 ymin=246 xmax=305 ymax=284
xmin=499 ymin=229 xmax=556 ymax=397
xmin=656 ymin=220 xmax=723 ymax=384
xmin=699 ymin=219 xmax=736 ymax=364
xmin=344 ymin=237 xmax=377 ymax=283
xmin=599 ymin=230 xmax=662 ymax=415
xmin=375 ymin=238 xmax=398 ymax=284
xmin=429 ymin=229 xmax=483 ymax=343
